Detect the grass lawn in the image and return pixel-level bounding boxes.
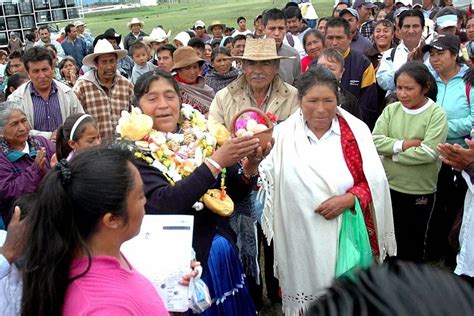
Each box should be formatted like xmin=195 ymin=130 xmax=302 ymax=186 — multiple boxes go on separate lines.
xmin=59 ymin=0 xmax=334 ymax=37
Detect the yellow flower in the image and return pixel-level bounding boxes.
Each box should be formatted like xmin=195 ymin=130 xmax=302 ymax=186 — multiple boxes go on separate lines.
xmin=208 ymin=120 xmax=230 ymax=146
xmin=116 ymin=107 xmax=153 ymax=141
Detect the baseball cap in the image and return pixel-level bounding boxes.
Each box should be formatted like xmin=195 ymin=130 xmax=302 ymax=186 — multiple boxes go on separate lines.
xmin=194 ymin=20 xmax=205 ymax=29
xmin=395 ymin=0 xmax=411 ymax=6
xmin=339 ymin=8 xmax=360 ymax=20
xmin=422 ymin=33 xmax=460 ymax=54
xmin=353 ymin=0 xmax=376 ymax=9
xmin=436 ymin=14 xmax=458 ymax=29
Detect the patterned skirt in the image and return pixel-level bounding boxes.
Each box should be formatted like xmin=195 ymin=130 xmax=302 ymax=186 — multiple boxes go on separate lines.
xmin=199 ymin=235 xmax=256 ymax=316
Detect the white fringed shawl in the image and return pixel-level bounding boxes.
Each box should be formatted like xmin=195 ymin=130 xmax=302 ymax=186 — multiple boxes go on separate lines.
xmin=259 ymin=108 xmax=396 ymax=315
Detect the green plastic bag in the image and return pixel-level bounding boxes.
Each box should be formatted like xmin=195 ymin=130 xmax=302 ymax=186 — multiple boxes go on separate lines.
xmin=335 ymin=197 xmax=373 ymax=278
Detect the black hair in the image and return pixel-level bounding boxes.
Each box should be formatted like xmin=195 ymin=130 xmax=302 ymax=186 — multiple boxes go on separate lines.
xmin=0 ymin=50 xmax=7 ymax=58
xmin=25 ymin=32 xmax=35 ymax=42
xmin=134 ymin=69 xmax=181 ymax=105
xmin=22 ymin=47 xmax=53 ymax=72
xmin=394 ymin=62 xmax=438 ymax=101
xmin=64 ymin=23 xmax=75 ymax=36
xmin=8 ymin=50 xmax=23 ymax=61
xmin=326 ymin=17 xmax=351 ymax=37
xmin=222 ymin=37 xmax=233 ymax=47
xmin=296 ymin=64 xmax=341 ymax=104
xmin=318 ymin=16 xmax=329 ymax=27
xmin=129 ymin=41 xmax=148 ymax=56
xmin=44 ymin=43 xmax=57 ymax=59
xmin=58 ymin=57 xmax=78 ymax=77
xmin=188 ymin=37 xmax=205 ymax=51
xmin=38 ymin=25 xmax=49 ymax=32
xmin=4 ymin=61 xmax=11 ymax=76
xmin=303 ymin=29 xmax=324 ymax=48
xmin=284 ymin=6 xmax=303 ymax=20
xmin=398 ymin=9 xmax=425 ymax=29
xmin=309 ymin=260 xmax=474 ymax=315
xmin=11 ymin=192 xmax=37 ymax=221
xmin=262 ymin=8 xmax=287 ymax=27
xmin=232 ymin=34 xmax=247 ymax=46
xmin=55 ymin=114 xmax=98 ymax=161
xmin=210 ymin=47 xmax=231 ymax=62
xmin=157 ymin=43 xmax=176 ymax=56
xmin=21 ymin=148 xmax=136 ymax=315
xmin=332 ymin=2 xmax=350 ymax=17
xmin=237 ymin=16 xmax=246 ymax=23
xmin=5 ymin=73 xmax=28 ymax=99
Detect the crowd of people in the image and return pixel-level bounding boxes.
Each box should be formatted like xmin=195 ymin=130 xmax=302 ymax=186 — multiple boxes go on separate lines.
xmin=1 ymin=0 xmax=474 ymax=315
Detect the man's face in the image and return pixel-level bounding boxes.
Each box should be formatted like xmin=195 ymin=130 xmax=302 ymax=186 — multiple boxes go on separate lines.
xmin=131 ymin=23 xmax=141 ymax=34
xmin=239 ymin=19 xmax=247 ymax=30
xmin=400 ymin=16 xmax=423 ymax=46
xmin=264 ymin=19 xmax=287 ymax=48
xmin=27 ymin=60 xmax=53 ymax=91
xmin=68 ymin=26 xmax=77 ymax=40
xmin=39 ymin=29 xmax=50 ymax=43
xmin=106 ymin=38 xmax=119 ymax=49
xmin=325 ymin=26 xmax=351 ymax=53
xmin=157 ymin=50 xmax=173 ymax=72
xmin=341 ymin=13 xmax=358 ymax=35
xmin=357 ymin=6 xmax=372 ymax=23
xmin=287 ymin=16 xmax=302 ymax=35
xmin=76 ymin=25 xmax=85 ymax=34
xmin=9 ymin=58 xmax=26 ymax=75
xmin=242 ymin=59 xmax=278 ymax=91
xmin=212 ymin=26 xmax=223 ymax=38
xmin=232 ymin=39 xmax=246 ymax=56
xmin=96 ymin=53 xmax=117 ymax=81
xmin=195 ymin=26 xmax=205 ymax=37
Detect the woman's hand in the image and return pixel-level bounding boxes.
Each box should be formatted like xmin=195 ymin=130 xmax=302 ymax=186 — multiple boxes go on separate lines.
xmin=34 ymin=147 xmax=46 ymax=170
xmin=210 ymin=136 xmax=260 ymax=168
xmin=0 ymin=207 xmax=26 ymax=264
xmin=402 ymin=139 xmax=422 ymax=151
xmin=178 ymin=260 xmax=202 ymax=286
xmin=315 ymin=193 xmax=355 ymax=220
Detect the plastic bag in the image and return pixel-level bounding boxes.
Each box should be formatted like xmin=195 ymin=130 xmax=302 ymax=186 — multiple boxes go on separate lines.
xmin=188 ymin=276 xmax=211 ymax=313
xmin=335 ymin=197 xmax=373 ymax=278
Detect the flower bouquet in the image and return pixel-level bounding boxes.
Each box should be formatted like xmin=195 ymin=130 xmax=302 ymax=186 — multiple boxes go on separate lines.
xmin=230 ymin=108 xmax=276 ymax=150
xmin=116 ymin=105 xmax=234 ymax=216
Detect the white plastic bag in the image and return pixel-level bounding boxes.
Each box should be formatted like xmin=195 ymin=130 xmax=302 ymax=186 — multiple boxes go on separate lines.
xmin=188 ymin=268 xmax=211 ymax=313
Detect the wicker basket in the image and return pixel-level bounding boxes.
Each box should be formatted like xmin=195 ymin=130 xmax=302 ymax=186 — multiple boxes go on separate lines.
xmin=230 ymin=107 xmax=273 ymax=150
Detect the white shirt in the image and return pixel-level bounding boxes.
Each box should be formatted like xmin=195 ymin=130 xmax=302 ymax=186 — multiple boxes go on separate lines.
xmin=303 ymin=116 xmax=354 ymax=194
xmin=455 ymin=171 xmax=474 ymax=277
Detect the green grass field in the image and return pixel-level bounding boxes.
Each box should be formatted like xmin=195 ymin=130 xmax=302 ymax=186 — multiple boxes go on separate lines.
xmin=61 ymin=0 xmax=334 ymax=38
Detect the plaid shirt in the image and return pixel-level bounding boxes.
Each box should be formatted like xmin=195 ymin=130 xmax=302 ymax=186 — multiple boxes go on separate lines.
xmin=73 ymin=70 xmax=133 ymax=141
xmin=360 ymin=20 xmax=374 ymax=40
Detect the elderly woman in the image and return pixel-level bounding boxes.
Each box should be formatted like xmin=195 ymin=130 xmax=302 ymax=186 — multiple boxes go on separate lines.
xmin=58 ymin=57 xmax=79 ymax=87
xmin=205 ymin=47 xmax=240 ymax=93
xmin=132 ymin=69 xmax=266 ymax=315
xmin=259 ymin=65 xmax=396 ymax=315
xmin=0 ymin=102 xmax=54 ymax=228
xmin=301 ymin=29 xmax=324 ymax=73
xmin=172 ymin=46 xmax=215 ymax=115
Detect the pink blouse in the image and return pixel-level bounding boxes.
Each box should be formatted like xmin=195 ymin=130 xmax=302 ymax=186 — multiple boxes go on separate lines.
xmin=63 ymin=255 xmax=168 ymax=315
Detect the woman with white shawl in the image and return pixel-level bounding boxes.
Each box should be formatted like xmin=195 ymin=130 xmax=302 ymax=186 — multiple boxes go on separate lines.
xmin=259 ymin=65 xmax=397 ymax=315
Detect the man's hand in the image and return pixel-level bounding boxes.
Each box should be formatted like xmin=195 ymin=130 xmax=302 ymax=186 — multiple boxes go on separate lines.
xmin=438 ymin=139 xmax=474 ymax=171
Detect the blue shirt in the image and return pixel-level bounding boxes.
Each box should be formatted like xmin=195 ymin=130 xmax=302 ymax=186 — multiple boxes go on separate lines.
xmin=61 ymin=37 xmax=87 ymax=68
xmin=30 ymin=82 xmax=62 ymax=132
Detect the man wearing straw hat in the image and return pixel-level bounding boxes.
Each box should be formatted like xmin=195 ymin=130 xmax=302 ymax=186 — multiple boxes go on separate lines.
xmin=209 ymin=38 xmax=298 ymax=133
xmin=124 ymin=18 xmax=148 ymax=52
xmin=73 ymin=39 xmax=133 ymax=140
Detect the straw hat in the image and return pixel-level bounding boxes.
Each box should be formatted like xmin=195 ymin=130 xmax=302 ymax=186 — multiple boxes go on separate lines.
xmin=143 ymin=27 xmax=171 ymax=44
xmin=83 ymin=39 xmax=128 ymax=68
xmin=174 ymin=31 xmax=191 ymax=46
xmin=127 ymin=17 xmax=144 ymax=29
xmin=231 ymin=38 xmax=290 ymax=61
xmin=171 ymin=46 xmax=204 ymax=71
xmin=74 ymin=20 xmax=86 ymax=27
xmin=207 ymin=21 xmax=226 ymax=33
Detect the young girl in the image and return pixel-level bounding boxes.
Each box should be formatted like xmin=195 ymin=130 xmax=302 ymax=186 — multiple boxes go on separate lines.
xmin=372 ymin=62 xmax=448 ymax=263
xmin=55 ymin=113 xmax=101 ymax=161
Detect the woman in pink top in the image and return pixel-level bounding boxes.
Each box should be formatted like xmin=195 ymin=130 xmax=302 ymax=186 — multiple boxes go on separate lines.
xmin=301 ymin=29 xmax=325 ymax=73
xmin=20 ymin=148 xmax=170 ymax=315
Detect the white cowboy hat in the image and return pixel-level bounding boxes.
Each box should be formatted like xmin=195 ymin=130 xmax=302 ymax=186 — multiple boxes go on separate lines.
xmin=143 ymin=27 xmax=171 ymax=44
xmin=82 ymin=39 xmax=128 ymax=68
xmin=173 ymin=31 xmax=191 ymax=46
xmin=74 ymin=20 xmax=86 ymax=27
xmin=127 ymin=17 xmax=144 ymax=29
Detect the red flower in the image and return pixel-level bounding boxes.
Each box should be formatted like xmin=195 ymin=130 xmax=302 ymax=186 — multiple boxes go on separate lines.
xmin=265 ymin=112 xmax=278 ymax=124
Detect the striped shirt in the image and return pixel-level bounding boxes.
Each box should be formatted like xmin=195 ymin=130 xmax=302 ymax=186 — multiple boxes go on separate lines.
xmin=31 ymin=82 xmax=62 ymax=132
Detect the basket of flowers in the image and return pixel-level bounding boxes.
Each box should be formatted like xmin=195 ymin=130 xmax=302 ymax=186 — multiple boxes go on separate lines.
xmin=230 ymin=108 xmax=277 ymax=151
